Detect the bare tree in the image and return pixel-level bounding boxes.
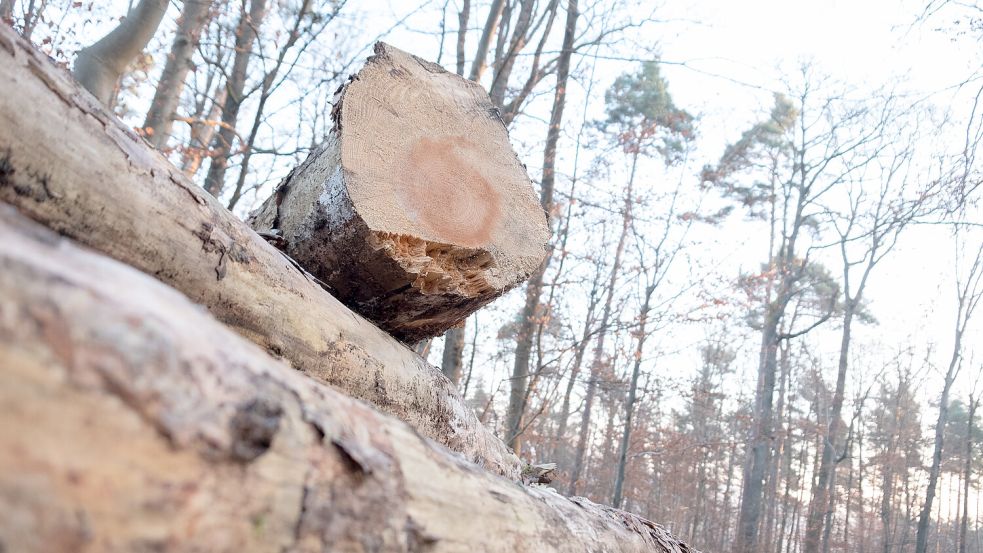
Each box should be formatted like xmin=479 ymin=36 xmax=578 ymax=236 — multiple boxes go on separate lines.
xmin=455 ymin=0 xmax=469 ymax=77
xmin=703 ymin=70 xmax=891 ymax=553
xmin=915 ymin=232 xmax=983 ymax=553
xmin=569 ymin=61 xmax=693 ymax=495
xmin=504 ymin=0 xmax=578 ymax=453
xmin=225 ymin=0 xmax=347 ymax=210
xmin=803 ymin=108 xmax=929 ymax=553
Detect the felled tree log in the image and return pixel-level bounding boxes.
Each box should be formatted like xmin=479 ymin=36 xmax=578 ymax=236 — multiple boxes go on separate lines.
xmin=0 ymin=25 xmax=518 ymax=478
xmin=248 ymin=43 xmax=550 ymax=342
xmin=0 ymin=206 xmax=695 ymax=553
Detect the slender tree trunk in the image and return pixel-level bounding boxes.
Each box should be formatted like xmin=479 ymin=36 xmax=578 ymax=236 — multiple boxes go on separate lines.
xmin=203 ymin=0 xmax=268 ymax=197
xmin=805 ymin=306 xmax=856 ymax=553
xmin=958 ymin=395 xmax=978 ymax=553
xmin=918 ymin=245 xmax=983 ymax=553
xmin=568 ymin=149 xmax=635 ymax=495
xmin=21 ymin=0 xmax=38 ymax=39
xmin=504 ymin=0 xmax=578 ymax=452
xmin=455 ymin=0 xmax=469 ymax=76
xmin=915 ymin=332 xmax=964 ymax=553
xmin=488 ymin=0 xmax=535 ymax=107
xmin=821 ymin=460 xmax=837 ymax=553
xmin=612 ymin=283 xmax=655 ymax=508
xmin=441 ymin=325 xmax=466 ymax=385
xmin=143 ymin=0 xmax=212 ymax=149
xmin=881 ymin=379 xmax=904 ymax=553
xmin=73 ymin=0 xmax=169 ymax=106
xmin=735 ymin=299 xmax=785 ymax=553
xmin=468 ymin=0 xmax=505 ymax=81
xmin=553 ymin=310 xmax=591 ymax=458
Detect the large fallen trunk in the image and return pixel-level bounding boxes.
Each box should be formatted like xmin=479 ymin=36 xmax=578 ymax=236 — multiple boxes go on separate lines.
xmin=249 ymin=43 xmax=550 ymax=342
xmin=0 ymin=206 xmax=694 ymax=553
xmin=0 ymin=25 xmax=518 ymax=478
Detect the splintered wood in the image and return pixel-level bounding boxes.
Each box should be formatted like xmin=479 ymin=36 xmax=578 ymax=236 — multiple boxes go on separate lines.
xmin=249 ymin=42 xmax=550 ymax=342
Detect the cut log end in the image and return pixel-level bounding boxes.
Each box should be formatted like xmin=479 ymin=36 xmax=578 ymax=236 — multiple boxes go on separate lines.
xmin=250 ymin=42 xmax=550 ymax=342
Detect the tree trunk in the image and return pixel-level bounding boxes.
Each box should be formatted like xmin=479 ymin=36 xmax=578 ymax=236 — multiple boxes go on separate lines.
xmin=915 ymin=328 xmax=964 ymax=553
xmin=488 ymin=0 xmax=535 ymax=108
xmin=142 ymin=0 xmax=213 ymax=149
xmin=804 ymin=306 xmax=855 ymax=553
xmin=612 ymin=283 xmax=654 ymax=508
xmin=552 ymin=296 xmax=596 ymax=462
xmin=957 ymin=395 xmax=977 ymax=553
xmin=468 ymin=0 xmax=506 ymax=81
xmin=441 ymin=325 xmax=466 ymax=385
xmin=880 ymin=379 xmax=904 ymax=553
xmin=0 ymin=24 xmax=520 ymax=478
xmin=504 ymin=0 xmax=578 ymax=452
xmin=735 ymin=301 xmax=784 ymax=553
xmin=248 ymin=43 xmax=549 ymax=343
xmin=455 ymin=0 xmax=469 ymax=77
xmin=73 ymin=0 xmax=169 ymax=106
xmin=0 ymin=205 xmax=697 ymax=553
xmin=203 ymin=0 xmax=267 ymax=197
xmin=226 ymin=0 xmax=325 ymax=211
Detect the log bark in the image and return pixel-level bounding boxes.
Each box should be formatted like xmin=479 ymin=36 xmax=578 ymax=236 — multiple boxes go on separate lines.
xmin=0 ymin=205 xmax=696 ymax=553
xmin=248 ymin=43 xmax=549 ymax=343
xmin=0 ymin=24 xmax=518 ymax=479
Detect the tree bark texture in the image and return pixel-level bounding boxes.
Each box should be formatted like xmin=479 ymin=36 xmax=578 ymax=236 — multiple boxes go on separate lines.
xmin=0 ymin=24 xmax=519 ymax=479
xmin=142 ymin=0 xmax=213 ymax=149
xmin=72 ymin=0 xmax=169 ymax=106
xmin=0 ymin=205 xmax=697 ymax=553
xmin=248 ymin=43 xmax=549 ymax=343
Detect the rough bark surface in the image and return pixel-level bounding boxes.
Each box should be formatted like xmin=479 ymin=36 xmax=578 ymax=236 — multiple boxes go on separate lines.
xmin=0 ymin=24 xmax=519 ymax=479
xmin=249 ymin=42 xmax=549 ymax=343
xmin=0 ymin=206 xmax=696 ymax=553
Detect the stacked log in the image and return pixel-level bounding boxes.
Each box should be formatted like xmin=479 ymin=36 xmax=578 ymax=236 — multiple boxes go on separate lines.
xmin=248 ymin=42 xmax=550 ymax=343
xmin=0 ymin=23 xmax=696 ymax=553
xmin=0 ymin=206 xmax=692 ymax=552
xmin=0 ymin=26 xmax=518 ymax=479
